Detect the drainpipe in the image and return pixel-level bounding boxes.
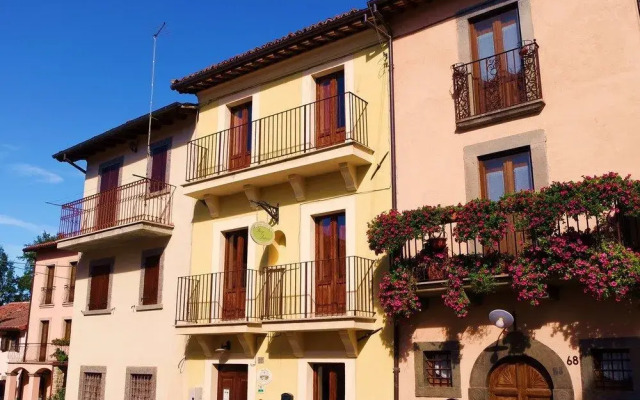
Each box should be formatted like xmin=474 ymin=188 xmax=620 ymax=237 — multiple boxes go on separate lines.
xmin=365 ymin=5 xmax=399 ymax=400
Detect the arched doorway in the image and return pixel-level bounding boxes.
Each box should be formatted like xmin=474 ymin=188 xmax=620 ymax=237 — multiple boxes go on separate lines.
xmin=489 ymin=357 xmax=552 ymax=399
xmin=36 ymin=369 xmax=52 ymax=400
xmin=16 ymin=370 xmax=28 ymax=400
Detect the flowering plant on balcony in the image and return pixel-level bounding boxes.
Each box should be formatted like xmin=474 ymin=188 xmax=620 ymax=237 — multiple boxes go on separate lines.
xmin=378 ymin=265 xmax=421 ymax=319
xmin=369 ymin=173 xmax=640 ymax=319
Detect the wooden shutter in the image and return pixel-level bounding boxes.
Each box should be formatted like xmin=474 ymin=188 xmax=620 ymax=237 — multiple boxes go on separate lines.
xmin=68 ymin=263 xmax=77 ymax=303
xmin=89 ymin=264 xmax=110 ymax=310
xmin=150 ymin=144 xmax=169 ymax=192
xmin=142 ymin=254 xmax=161 ymax=305
xmin=64 ymin=320 xmax=72 ymax=341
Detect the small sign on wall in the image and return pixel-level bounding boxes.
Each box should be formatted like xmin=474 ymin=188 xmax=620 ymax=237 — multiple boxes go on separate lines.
xmin=223 ymin=388 xmax=230 ymax=400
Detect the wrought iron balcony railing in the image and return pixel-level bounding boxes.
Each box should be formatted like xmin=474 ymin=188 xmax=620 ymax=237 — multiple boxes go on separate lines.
xmin=64 ymin=284 xmax=75 ymax=303
xmin=8 ymin=343 xmax=69 ymax=364
xmin=401 ymin=214 xmax=640 ymax=283
xmin=58 ymin=178 xmax=175 ymax=239
xmin=185 ymin=92 xmax=368 ymax=182
xmin=452 ymin=41 xmax=542 ymax=121
xmin=175 ymin=256 xmax=375 ymax=325
xmin=40 ymin=286 xmax=54 ymax=306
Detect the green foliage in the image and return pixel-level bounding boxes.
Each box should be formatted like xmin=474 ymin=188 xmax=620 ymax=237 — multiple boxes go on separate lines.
xmin=15 ymin=231 xmax=57 ymax=301
xmin=48 ymin=387 xmax=65 ymax=400
xmin=0 ymin=246 xmax=25 ymax=305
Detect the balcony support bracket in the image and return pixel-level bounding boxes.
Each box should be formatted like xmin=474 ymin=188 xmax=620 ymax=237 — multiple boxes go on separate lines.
xmin=339 ymin=162 xmax=358 ymax=192
xmin=203 ymin=195 xmax=220 ymax=218
xmin=237 ymin=333 xmax=257 ymax=358
xmin=339 ymin=329 xmax=359 ymax=358
xmin=284 ymin=332 xmax=305 ymax=358
xmin=196 ymin=336 xmax=214 ymax=358
xmin=288 ymin=174 xmax=306 ymax=202
xmin=244 ymin=185 xmax=262 ymax=210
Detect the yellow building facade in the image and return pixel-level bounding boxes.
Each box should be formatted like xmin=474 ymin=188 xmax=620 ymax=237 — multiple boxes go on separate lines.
xmin=172 ymin=11 xmax=394 ymax=400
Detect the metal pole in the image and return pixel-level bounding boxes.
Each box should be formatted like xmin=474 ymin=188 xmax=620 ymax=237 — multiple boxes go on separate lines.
xmin=146 ymin=22 xmax=166 ymax=175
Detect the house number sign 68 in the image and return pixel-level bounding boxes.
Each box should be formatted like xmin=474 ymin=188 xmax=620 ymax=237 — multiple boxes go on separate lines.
xmin=566 ymin=356 xmax=579 ymax=365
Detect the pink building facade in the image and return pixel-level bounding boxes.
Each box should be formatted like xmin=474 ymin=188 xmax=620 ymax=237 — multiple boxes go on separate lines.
xmin=5 ymin=242 xmax=78 ymax=400
xmin=381 ymin=0 xmax=640 ymax=399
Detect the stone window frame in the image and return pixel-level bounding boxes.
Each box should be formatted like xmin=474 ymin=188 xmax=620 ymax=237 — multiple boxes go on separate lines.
xmin=78 ymin=366 xmax=106 ymax=400
xmin=455 ymin=0 xmax=535 ymax=65
xmin=135 ymin=248 xmax=165 ymax=312
xmin=125 ymin=367 xmax=157 ymax=400
xmin=579 ymin=337 xmax=640 ymax=400
xmin=82 ymin=258 xmax=115 ymax=316
xmin=413 ymin=341 xmax=462 ymax=398
xmin=146 ymin=137 xmax=173 ymax=185
xmin=463 ymin=129 xmax=548 ymax=202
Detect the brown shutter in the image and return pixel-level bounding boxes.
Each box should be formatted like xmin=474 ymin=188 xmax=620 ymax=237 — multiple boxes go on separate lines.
xmin=150 ymin=145 xmax=169 ymax=192
xmin=68 ymin=263 xmax=77 ymax=303
xmin=64 ymin=320 xmax=72 ymax=341
xmin=142 ymin=255 xmax=161 ymax=305
xmin=89 ymin=264 xmax=110 ymax=310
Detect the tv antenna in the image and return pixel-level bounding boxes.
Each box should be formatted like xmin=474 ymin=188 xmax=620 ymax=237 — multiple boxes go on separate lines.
xmin=146 ymin=22 xmax=167 ymax=175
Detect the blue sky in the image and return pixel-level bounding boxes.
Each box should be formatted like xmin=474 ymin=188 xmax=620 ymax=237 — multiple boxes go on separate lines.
xmin=0 ymin=0 xmax=364 ymax=262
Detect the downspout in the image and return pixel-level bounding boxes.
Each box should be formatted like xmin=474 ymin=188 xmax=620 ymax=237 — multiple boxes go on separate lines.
xmin=365 ymin=5 xmax=399 ymax=400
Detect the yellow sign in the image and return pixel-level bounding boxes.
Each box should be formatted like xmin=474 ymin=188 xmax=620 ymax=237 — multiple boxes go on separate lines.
xmin=250 ymin=222 xmax=275 ymax=245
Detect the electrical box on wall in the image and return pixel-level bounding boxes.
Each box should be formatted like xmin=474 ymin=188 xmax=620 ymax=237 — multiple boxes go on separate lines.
xmin=189 ymin=387 xmax=203 ymax=400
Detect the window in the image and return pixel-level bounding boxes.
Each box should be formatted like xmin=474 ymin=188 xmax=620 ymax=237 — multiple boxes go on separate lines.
xmin=479 ymin=147 xmax=533 ymax=201
xmin=149 ymin=139 xmax=171 ymax=192
xmin=81 ymin=372 xmax=103 ymax=400
xmin=88 ymin=263 xmax=111 ymax=311
xmin=63 ymin=319 xmax=72 ymax=342
xmin=0 ymin=332 xmax=18 ymax=352
xmin=38 ymin=321 xmax=49 ymax=362
xmin=42 ymin=265 xmax=55 ymax=305
xmin=67 ymin=263 xmax=77 ymax=303
xmin=126 ymin=367 xmax=156 ymax=400
xmin=593 ymin=349 xmax=633 ymax=391
xmin=141 ymin=254 xmax=161 ymax=306
xmin=424 ymin=351 xmax=453 ymax=387
xmin=414 ymin=341 xmax=461 ymax=398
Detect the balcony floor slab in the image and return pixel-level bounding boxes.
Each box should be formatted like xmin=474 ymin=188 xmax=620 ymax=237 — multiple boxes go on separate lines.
xmin=57 ymin=221 xmax=173 ymax=252
xmin=261 ymin=315 xmax=377 ymax=332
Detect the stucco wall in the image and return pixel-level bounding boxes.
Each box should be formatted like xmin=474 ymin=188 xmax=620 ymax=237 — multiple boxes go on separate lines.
xmin=185 ymin=31 xmax=394 ymax=400
xmin=64 ymin=118 xmax=196 ymax=400
xmin=391 ymin=0 xmax=640 ymax=210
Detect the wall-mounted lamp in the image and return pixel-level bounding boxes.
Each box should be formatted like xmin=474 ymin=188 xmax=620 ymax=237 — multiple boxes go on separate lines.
xmin=215 ymin=340 xmax=231 ymax=352
xmin=489 ymin=309 xmax=514 ymax=330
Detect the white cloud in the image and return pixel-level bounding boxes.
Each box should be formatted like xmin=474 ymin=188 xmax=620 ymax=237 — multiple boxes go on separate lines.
xmin=0 ymin=215 xmax=56 ymax=234
xmin=1 ymin=144 xmax=19 ymax=151
xmin=11 ymin=163 xmax=63 ymax=184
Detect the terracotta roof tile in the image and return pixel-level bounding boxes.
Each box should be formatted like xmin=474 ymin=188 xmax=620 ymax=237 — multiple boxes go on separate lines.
xmin=171 ymin=8 xmax=368 ymax=93
xmin=22 ymin=240 xmax=58 ymax=253
xmin=0 ymin=302 xmax=29 ymax=331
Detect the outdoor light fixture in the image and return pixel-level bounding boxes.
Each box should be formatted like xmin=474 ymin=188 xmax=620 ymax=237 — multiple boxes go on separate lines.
xmin=489 ymin=309 xmax=514 ymax=330
xmin=214 ymin=340 xmax=231 ymax=352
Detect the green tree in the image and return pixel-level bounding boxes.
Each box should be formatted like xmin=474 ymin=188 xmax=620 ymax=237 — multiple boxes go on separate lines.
xmin=0 ymin=246 xmax=22 ymax=304
xmin=16 ymin=231 xmax=57 ymax=300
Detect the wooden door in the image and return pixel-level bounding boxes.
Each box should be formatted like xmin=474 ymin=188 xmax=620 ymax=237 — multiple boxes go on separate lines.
xmin=222 ymin=230 xmax=248 ymax=320
xmin=217 ymin=365 xmax=248 ymax=400
xmin=313 ymin=363 xmax=345 ymax=400
xmin=95 ymin=161 xmax=121 ymax=230
xmin=489 ymin=360 xmax=552 ymax=400
xmin=38 ymin=321 xmax=49 ymax=362
xmin=315 ymin=213 xmax=346 ymax=316
xmin=470 ymin=6 xmax=522 ymax=114
xmin=142 ymin=254 xmax=161 ymax=305
xmin=228 ymin=103 xmax=252 ymax=171
xmin=480 ymin=149 xmax=533 ymax=256
xmin=315 ymin=72 xmax=346 ymax=149
xmin=88 ymin=264 xmax=110 ymax=311
xmin=262 ymin=268 xmax=284 ymax=319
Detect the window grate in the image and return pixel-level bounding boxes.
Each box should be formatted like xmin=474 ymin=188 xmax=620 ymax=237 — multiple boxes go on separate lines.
xmin=424 ymin=351 xmax=453 ymax=387
xmin=81 ymin=372 xmax=102 ymax=400
xmin=593 ymin=349 xmax=633 ymax=391
xmin=130 ymin=373 xmax=154 ymax=400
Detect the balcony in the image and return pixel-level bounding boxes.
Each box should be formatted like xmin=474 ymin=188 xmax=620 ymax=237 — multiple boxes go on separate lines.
xmin=182 ymin=93 xmax=373 ymax=205
xmin=452 ymin=41 xmax=544 ymax=130
xmin=8 ymin=343 xmax=69 ymax=365
xmin=57 ymin=178 xmax=174 ymax=251
xmin=63 ymin=284 xmax=75 ymax=304
xmin=175 ymin=256 xmax=376 ymax=333
xmin=40 ymin=287 xmax=54 ymax=306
